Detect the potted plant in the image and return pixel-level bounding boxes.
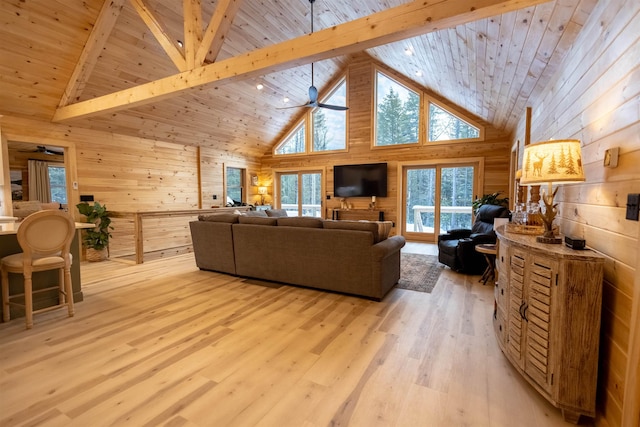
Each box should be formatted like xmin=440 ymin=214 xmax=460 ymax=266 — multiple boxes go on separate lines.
xmin=472 ymin=192 xmax=509 ymax=215
xmin=76 ymin=201 xmax=113 ymax=262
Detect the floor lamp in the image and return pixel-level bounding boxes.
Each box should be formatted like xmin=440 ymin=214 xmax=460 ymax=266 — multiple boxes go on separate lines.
xmin=520 ymin=139 xmax=585 ymax=244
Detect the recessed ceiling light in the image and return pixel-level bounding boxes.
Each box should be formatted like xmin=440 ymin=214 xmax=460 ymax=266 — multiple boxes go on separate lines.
xmin=177 ymin=40 xmax=183 ymax=48
xmin=404 ymin=47 xmax=413 ymax=56
xmin=256 ymin=83 xmax=264 ymax=90
xmin=415 ymin=70 xmax=423 ymax=77
xmin=283 ymin=97 xmax=289 ymax=103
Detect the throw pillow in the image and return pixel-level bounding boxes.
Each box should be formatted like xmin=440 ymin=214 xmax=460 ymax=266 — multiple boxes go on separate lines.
xmin=238 ymin=216 xmax=277 ymax=225
xmin=198 ymin=213 xmax=239 ymax=223
xmin=277 ymin=217 xmax=324 ymax=228
xmin=244 ymin=210 xmax=268 ymax=217
xmin=265 ymin=209 xmax=288 ymax=217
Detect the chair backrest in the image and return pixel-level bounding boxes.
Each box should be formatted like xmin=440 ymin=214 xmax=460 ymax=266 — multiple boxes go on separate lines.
xmin=471 ymin=205 xmax=510 ymax=235
xmin=16 ymin=210 xmax=75 ymax=258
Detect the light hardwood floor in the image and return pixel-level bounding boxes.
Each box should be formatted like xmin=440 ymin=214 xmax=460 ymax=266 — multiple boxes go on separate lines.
xmin=0 ymin=244 xmax=581 ymax=426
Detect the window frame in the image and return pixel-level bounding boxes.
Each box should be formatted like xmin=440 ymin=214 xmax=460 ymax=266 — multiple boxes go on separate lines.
xmin=425 ymin=97 xmax=484 ymax=144
xmin=273 ymin=75 xmax=348 ymax=157
xmin=224 ymin=165 xmax=246 ymax=206
xmin=47 ymin=163 xmax=67 ymax=204
xmin=273 ymin=119 xmax=307 ymax=156
xmin=372 ymin=67 xmax=422 ymax=149
xmin=310 ymin=76 xmax=348 ymax=154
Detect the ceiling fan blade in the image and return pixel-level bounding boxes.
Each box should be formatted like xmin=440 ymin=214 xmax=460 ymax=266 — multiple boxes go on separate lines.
xmin=318 ymin=103 xmax=349 ymax=111
xmin=276 ymin=103 xmax=314 ymax=110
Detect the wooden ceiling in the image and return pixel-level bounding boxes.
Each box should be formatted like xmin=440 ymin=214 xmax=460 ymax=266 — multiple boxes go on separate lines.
xmin=0 ymin=0 xmax=598 ymax=158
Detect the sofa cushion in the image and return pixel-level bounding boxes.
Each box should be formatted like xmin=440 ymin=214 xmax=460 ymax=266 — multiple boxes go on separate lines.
xmin=198 ymin=213 xmax=239 ymax=223
xmin=265 ymin=209 xmax=288 ymax=217
xmin=324 ymin=220 xmax=386 ymax=242
xmin=238 ymin=216 xmax=278 ymax=225
xmin=277 ymin=217 xmax=324 ymax=228
xmin=244 ymin=210 xmax=268 ymax=217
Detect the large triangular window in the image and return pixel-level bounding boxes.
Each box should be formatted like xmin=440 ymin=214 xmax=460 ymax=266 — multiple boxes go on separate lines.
xmin=374 ymin=71 xmax=420 ymax=146
xmin=275 ymin=121 xmax=306 ymax=155
xmin=312 ymin=78 xmax=347 ymax=152
xmin=427 ymin=102 xmax=480 ymax=142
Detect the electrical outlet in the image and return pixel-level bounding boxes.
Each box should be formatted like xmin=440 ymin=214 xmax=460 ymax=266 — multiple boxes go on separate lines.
xmin=212 ymin=194 xmax=217 ymax=200
xmin=627 ymin=193 xmax=640 ymax=221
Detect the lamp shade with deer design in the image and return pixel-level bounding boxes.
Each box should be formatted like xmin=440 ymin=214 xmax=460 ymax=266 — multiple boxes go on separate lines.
xmin=520 ymin=139 xmax=585 ymax=243
xmin=520 ymin=139 xmax=585 ymax=185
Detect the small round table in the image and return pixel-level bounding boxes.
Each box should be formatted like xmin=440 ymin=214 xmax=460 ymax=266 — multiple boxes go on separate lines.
xmin=475 ymin=243 xmax=497 ymax=285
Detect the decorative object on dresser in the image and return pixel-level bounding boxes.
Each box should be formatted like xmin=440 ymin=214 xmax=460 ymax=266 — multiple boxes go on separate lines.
xmin=494 ymin=227 xmax=604 ymax=424
xmin=520 ymin=139 xmax=585 ymax=243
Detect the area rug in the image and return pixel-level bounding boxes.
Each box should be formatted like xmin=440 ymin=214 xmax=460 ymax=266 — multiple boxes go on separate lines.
xmin=396 ymin=253 xmax=444 ymax=294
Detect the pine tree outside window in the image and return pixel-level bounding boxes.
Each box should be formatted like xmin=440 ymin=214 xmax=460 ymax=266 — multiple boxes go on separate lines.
xmin=427 ymin=102 xmax=480 ymax=142
xmin=312 ymin=79 xmax=347 ymax=152
xmin=374 ymin=72 xmax=420 ymax=146
xmin=275 ymin=122 xmax=306 ymax=155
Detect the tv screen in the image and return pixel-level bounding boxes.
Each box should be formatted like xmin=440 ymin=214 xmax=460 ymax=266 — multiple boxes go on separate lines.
xmin=334 ymin=163 xmax=387 ymax=197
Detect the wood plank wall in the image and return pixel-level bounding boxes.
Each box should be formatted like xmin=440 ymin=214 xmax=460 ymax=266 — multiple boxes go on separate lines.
xmin=261 ymin=53 xmax=512 ymax=236
xmin=0 ymin=116 xmax=262 ymax=260
xmin=511 ymin=1 xmax=640 ymax=425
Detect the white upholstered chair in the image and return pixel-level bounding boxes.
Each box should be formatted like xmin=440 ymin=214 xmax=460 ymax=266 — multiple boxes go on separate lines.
xmin=1 ymin=210 xmax=76 ymax=329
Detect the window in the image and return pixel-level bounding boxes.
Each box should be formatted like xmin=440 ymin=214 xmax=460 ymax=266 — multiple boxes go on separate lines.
xmin=48 ymin=164 xmax=67 ymax=204
xmin=403 ymin=163 xmax=476 ymax=239
xmin=428 ymin=103 xmax=480 ymax=141
xmin=277 ymin=171 xmax=323 ymax=217
xmin=226 ymin=167 xmax=244 ymax=205
xmin=312 ymin=79 xmax=347 ymax=152
xmin=275 ymin=122 xmax=306 ymax=155
xmin=375 ymin=71 xmax=420 ymax=146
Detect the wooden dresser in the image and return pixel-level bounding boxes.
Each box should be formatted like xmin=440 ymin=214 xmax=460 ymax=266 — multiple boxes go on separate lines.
xmin=494 ymin=227 xmax=604 ymax=424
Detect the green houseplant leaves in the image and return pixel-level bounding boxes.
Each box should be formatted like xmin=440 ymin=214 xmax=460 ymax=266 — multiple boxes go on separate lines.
xmin=76 ymin=201 xmax=113 ymax=251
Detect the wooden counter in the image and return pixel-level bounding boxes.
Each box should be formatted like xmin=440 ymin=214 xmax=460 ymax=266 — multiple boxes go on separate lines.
xmin=0 ymin=222 xmax=94 ymax=322
xmin=109 ymin=207 xmax=251 ymax=264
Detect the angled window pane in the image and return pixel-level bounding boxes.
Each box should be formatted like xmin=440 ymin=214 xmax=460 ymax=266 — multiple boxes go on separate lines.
xmin=428 ymin=103 xmax=480 ymax=141
xmin=375 ymin=72 xmax=419 ymax=146
xmin=275 ymin=122 xmax=306 ymax=155
xmin=312 ymin=80 xmax=346 ymax=152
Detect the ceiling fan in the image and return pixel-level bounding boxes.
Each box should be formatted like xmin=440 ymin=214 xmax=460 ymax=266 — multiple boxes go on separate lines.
xmin=18 ymin=145 xmax=63 ymax=155
xmin=279 ymin=0 xmax=348 ymax=111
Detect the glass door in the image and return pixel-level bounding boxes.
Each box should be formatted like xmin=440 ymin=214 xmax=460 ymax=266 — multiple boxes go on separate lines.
xmin=278 ymin=171 xmax=323 ymax=217
xmin=403 ymin=163 xmax=476 ymax=241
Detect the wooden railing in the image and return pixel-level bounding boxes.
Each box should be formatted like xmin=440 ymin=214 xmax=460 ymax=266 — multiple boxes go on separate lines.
xmin=109 ymin=207 xmax=250 ymax=264
xmin=412 ymin=205 xmax=472 ymax=232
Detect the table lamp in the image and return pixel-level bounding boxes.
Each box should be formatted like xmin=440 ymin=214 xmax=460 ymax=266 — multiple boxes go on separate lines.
xmin=258 ymin=187 xmax=267 ymax=205
xmin=520 ymin=139 xmax=585 ymax=243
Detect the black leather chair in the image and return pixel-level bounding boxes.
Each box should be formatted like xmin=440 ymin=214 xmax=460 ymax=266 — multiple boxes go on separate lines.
xmin=437 ymin=204 xmax=510 ymax=274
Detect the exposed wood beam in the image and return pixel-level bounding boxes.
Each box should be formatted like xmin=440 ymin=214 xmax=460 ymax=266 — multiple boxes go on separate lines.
xmin=196 ymin=0 xmax=244 ymax=66
xmin=128 ymin=0 xmax=187 ymax=72
xmin=53 ymin=0 xmax=552 ymax=122
xmin=183 ymin=0 xmax=203 ymax=70
xmin=58 ymin=0 xmax=126 ymax=107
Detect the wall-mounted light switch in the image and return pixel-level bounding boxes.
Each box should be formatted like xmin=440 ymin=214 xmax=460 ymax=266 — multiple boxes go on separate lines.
xmin=212 ymin=194 xmax=217 ymax=200
xmin=626 ymin=193 xmax=640 ymax=221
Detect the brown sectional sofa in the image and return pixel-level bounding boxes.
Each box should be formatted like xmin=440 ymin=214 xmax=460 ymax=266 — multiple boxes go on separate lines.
xmin=189 ymin=212 xmax=405 ymax=300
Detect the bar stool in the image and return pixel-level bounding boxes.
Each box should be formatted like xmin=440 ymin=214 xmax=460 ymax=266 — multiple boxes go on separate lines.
xmin=1 ymin=210 xmax=75 ymax=329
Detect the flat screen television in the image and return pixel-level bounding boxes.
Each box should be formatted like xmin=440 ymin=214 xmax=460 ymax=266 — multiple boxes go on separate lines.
xmin=333 ymin=163 xmax=387 ymax=197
